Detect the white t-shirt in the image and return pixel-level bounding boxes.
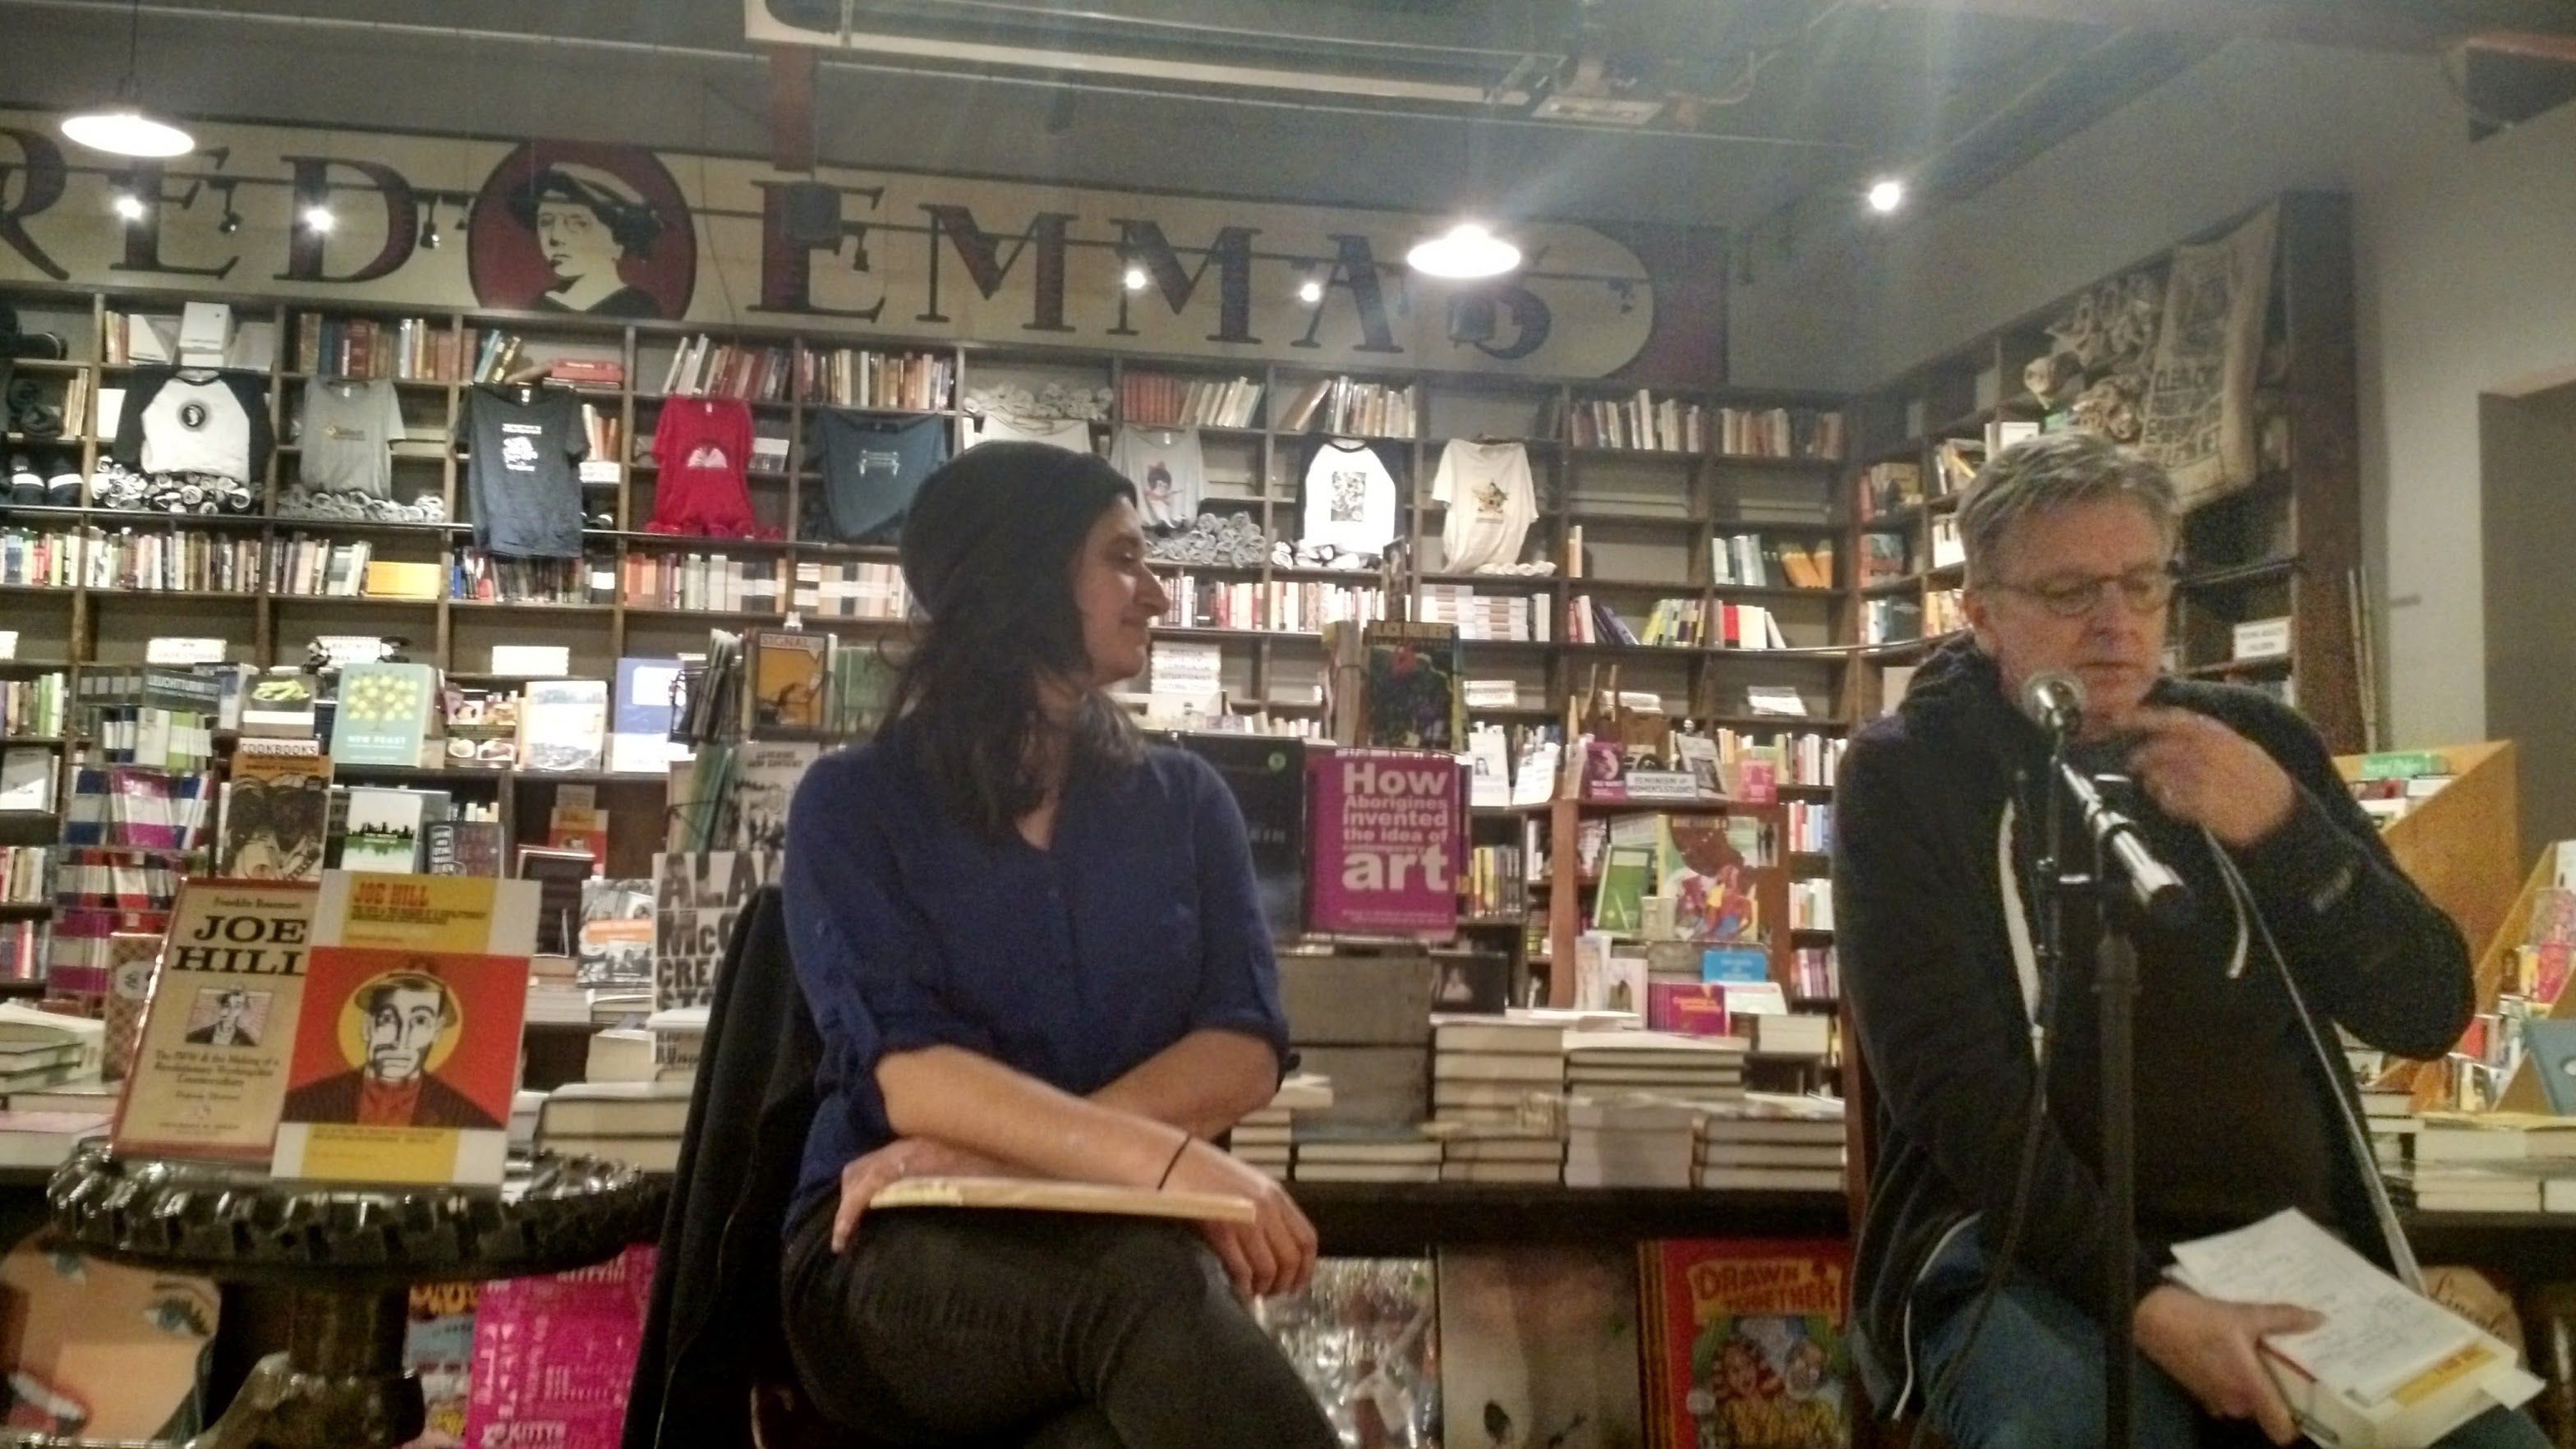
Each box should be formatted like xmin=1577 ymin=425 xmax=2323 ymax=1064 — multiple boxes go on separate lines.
xmin=1300 ymin=440 xmax=1401 ymax=558
xmin=1431 ymin=440 xmax=1538 ymax=573
xmin=1108 ymin=426 xmax=1206 ymax=530
xmin=959 ymin=414 xmax=1095 ymax=454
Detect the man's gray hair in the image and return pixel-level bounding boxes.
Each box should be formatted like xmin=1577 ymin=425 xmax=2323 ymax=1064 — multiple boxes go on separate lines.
xmin=1958 ymin=430 xmax=2178 ymax=586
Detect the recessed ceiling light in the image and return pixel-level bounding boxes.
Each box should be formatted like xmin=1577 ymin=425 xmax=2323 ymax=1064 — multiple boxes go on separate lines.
xmin=1866 ymin=177 xmax=1907 ymax=214
xmin=1122 ymin=264 xmax=1149 ymax=292
xmin=302 ymin=205 xmax=335 ymax=233
xmin=1297 ymin=278 xmax=1325 ymax=306
xmin=110 ymin=192 xmax=146 ymax=221
xmin=1405 ymin=222 xmax=1521 ymax=280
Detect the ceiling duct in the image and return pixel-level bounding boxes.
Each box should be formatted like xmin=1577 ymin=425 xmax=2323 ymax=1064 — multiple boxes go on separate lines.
xmin=746 ymin=0 xmax=1552 ymax=112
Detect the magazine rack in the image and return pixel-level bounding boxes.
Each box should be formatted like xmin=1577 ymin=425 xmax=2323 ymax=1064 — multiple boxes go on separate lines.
xmin=29 ymin=1144 xmax=665 ymax=1449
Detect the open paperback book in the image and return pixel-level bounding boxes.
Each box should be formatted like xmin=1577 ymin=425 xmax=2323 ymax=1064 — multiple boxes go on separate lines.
xmin=2166 ymin=1209 xmax=2540 ymax=1449
xmin=867 ymin=1176 xmax=1254 ymax=1225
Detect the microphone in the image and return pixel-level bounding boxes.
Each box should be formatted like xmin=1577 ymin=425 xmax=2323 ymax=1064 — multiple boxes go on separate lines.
xmin=2019 ymin=669 xmax=2196 ymax=927
xmin=2020 ymin=669 xmax=2086 ymax=737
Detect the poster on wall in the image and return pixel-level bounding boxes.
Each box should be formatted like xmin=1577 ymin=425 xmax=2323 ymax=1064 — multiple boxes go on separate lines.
xmin=2136 ymin=203 xmax=2278 ymax=509
xmin=0 ymin=108 xmax=1702 ymax=382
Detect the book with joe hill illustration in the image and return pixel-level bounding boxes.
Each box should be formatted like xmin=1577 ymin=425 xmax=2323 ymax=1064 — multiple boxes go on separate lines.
xmin=111 ymin=877 xmax=319 ymax=1162
xmin=269 ymin=872 xmax=537 ymax=1187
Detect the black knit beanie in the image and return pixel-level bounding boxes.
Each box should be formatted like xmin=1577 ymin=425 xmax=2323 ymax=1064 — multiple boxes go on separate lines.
xmin=899 ymin=442 xmax=1136 ymax=620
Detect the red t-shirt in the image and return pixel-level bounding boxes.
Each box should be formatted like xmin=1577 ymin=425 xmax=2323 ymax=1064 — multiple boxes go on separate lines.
xmin=648 ymin=398 xmax=769 ymax=539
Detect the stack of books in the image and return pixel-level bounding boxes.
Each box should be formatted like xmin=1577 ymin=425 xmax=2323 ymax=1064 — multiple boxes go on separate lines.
xmin=1696 ymin=1092 xmax=1846 ymax=1193
xmin=533 ymin=1081 xmax=693 ymax=1175
xmin=1563 ymin=1094 xmax=1699 ymax=1189
xmin=1562 ymin=1029 xmax=1746 ymax=1105
xmin=1436 ymin=1125 xmax=1565 ymax=1184
xmin=2362 ymin=1088 xmax=2420 ymax=1182
xmin=1292 ymin=1129 xmax=1442 ymax=1184
xmin=1431 ymin=1014 xmax=1566 ymax=1129
xmin=1228 ymin=1071 xmax=1332 ymax=1180
xmin=2408 ymin=1114 xmax=2576 ymax=1212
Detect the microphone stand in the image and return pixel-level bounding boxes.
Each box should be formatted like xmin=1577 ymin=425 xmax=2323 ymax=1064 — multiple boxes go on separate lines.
xmin=2039 ymin=740 xmax=2155 ymax=1448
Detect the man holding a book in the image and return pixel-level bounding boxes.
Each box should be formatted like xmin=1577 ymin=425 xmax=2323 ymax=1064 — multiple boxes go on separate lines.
xmin=1836 ymin=433 xmax=2542 ymax=1447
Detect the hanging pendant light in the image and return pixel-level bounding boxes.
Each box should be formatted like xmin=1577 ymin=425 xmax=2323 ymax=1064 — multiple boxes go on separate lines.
xmin=59 ymin=0 xmax=194 ymax=159
xmin=1408 ymin=104 xmax=1520 ymax=281
xmin=1406 ymin=222 xmax=1523 ymax=280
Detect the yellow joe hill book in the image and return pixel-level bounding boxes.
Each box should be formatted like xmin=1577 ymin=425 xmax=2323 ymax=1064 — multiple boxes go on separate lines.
xmin=111 ymin=879 xmax=320 ymax=1162
xmin=269 ymin=872 xmax=539 ymax=1187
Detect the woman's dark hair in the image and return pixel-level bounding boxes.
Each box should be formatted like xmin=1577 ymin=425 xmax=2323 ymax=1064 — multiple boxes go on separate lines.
xmin=505 ymin=167 xmax=661 ymax=257
xmin=894 ymin=442 xmax=1143 ymax=840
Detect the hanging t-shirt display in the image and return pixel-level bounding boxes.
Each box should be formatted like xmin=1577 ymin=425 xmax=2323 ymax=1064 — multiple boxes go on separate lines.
xmin=958 ymin=414 xmax=1093 ymax=454
xmin=1107 ymin=426 xmax=1206 ymax=531
xmin=647 ymin=398 xmax=764 ymax=538
xmin=113 ymin=367 xmax=272 ymax=484
xmin=460 ymin=384 xmax=586 ymax=560
xmin=297 ymin=379 xmax=405 ymax=499
xmin=1430 ymin=439 xmax=1539 ymax=573
xmin=810 ymin=411 xmax=949 ymax=544
xmin=1299 ymin=439 xmax=1401 ymax=559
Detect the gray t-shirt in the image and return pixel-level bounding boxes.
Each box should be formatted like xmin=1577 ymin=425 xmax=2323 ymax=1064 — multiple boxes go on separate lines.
xmin=1108 ymin=426 xmax=1206 ymax=531
xmin=299 ymin=379 xmax=405 ymax=498
xmin=461 ymin=385 xmax=586 ymax=559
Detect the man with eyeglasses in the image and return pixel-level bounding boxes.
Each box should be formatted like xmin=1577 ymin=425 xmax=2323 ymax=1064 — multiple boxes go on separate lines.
xmin=1834 ymin=432 xmax=2533 ymax=1447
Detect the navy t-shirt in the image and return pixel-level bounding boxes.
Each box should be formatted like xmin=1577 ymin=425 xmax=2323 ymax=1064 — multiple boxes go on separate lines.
xmin=781 ymin=720 xmax=1292 ymax=1230
xmin=810 ymin=410 xmax=949 ymax=543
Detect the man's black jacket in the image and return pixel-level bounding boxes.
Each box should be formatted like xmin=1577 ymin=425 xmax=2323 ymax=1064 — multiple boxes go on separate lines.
xmin=1833 ymin=637 xmax=2470 ymax=1414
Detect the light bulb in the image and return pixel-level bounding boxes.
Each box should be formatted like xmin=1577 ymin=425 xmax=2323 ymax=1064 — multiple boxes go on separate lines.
xmin=1405 ymin=222 xmax=1521 ymax=280
xmin=111 ymin=192 xmax=147 ymax=222
xmin=1866 ymin=178 xmax=1906 ymax=214
xmin=1122 ymin=264 xmax=1149 ymax=292
xmin=302 ymin=205 xmax=335 ymax=233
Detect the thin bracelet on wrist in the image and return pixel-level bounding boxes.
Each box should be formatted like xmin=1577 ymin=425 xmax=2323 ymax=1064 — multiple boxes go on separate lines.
xmin=1157 ymin=1129 xmax=1194 ymax=1189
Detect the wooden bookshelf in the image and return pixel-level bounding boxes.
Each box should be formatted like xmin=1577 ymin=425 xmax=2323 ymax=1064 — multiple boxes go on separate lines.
xmin=1840 ymin=191 xmax=2367 ymax=752
xmin=0 ymin=280 xmax=1863 ymax=1012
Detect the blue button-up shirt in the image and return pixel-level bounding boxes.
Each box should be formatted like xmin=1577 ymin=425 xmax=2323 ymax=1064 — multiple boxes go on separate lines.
xmin=782 ymin=722 xmax=1292 ymax=1229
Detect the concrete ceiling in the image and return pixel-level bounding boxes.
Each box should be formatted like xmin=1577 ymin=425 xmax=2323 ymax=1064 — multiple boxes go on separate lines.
xmin=0 ymin=0 xmax=2555 ymax=232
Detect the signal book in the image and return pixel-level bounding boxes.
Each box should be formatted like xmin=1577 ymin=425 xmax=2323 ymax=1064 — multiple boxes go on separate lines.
xmin=748 ymin=629 xmax=828 ymax=732
xmin=270 ymin=872 xmax=537 ymax=1187
xmin=111 ymin=878 xmax=319 ymax=1162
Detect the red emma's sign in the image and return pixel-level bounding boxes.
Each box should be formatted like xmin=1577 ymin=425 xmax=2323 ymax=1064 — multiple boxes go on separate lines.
xmin=0 ymin=111 xmax=1713 ymax=381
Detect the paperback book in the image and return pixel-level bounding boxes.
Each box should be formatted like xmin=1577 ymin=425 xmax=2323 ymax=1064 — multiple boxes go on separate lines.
xmin=329 ymin=662 xmax=438 ymax=767
xmin=1637 ymin=1239 xmax=1851 ymax=1449
xmin=271 ymin=872 xmax=537 ymax=1186
xmin=1439 ymin=1245 xmax=1644 ymax=1449
xmin=111 ymin=878 xmax=319 ymax=1162
xmin=651 ymin=851 xmax=782 ymax=1016
xmin=216 ymin=751 xmax=333 ymax=881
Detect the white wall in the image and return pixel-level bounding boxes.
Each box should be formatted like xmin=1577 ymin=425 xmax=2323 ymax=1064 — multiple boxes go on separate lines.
xmin=1734 ymin=39 xmax=2576 ymax=750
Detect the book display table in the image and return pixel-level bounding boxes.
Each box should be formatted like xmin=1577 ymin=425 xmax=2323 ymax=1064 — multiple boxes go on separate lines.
xmin=30 ymin=1144 xmax=664 ymax=1449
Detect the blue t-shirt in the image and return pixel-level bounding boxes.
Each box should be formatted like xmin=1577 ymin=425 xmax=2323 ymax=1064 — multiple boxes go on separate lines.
xmin=782 ymin=722 xmax=1292 ymax=1230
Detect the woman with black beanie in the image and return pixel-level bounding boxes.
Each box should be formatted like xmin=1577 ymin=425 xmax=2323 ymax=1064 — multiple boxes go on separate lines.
xmin=777 ymin=443 xmax=1337 ymax=1448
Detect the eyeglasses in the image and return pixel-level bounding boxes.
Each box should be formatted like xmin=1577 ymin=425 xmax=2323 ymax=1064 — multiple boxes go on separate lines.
xmin=1988 ymin=563 xmax=2177 ymax=619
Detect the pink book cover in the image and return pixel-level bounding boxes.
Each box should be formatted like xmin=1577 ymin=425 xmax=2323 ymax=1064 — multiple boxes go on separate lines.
xmin=1648 ymin=982 xmax=1731 ymax=1037
xmin=462 ymin=1245 xmax=656 ymax=1449
xmin=1304 ymin=748 xmax=1461 ymax=939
